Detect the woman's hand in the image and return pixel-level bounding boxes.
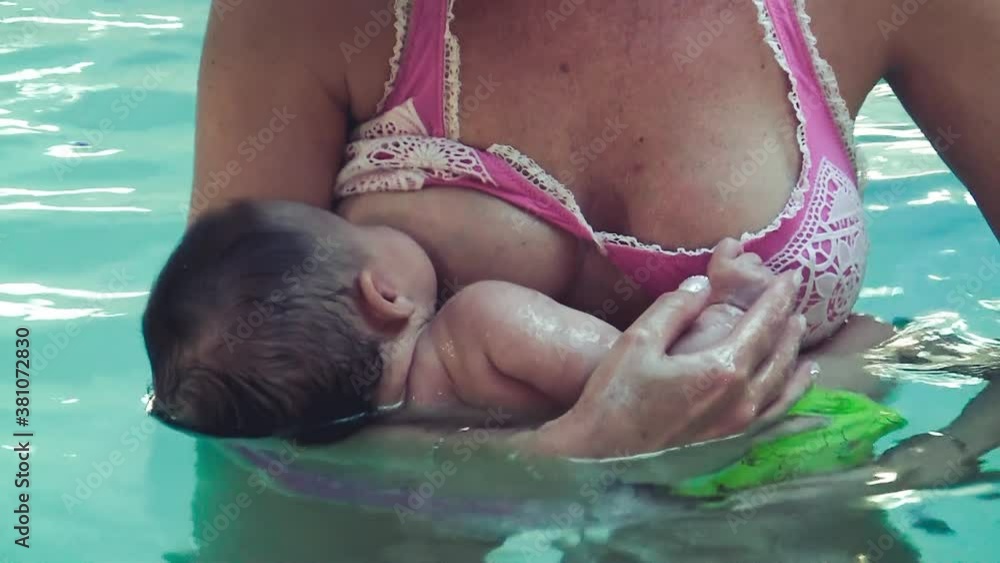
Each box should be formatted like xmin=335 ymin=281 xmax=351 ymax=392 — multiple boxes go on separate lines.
xmin=524 ymin=271 xmax=814 ymax=458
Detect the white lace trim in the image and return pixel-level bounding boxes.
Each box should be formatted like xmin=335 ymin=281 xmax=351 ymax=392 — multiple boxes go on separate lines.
xmin=790 ymin=0 xmax=866 ymax=190
xmin=593 ymin=1 xmax=812 ymax=258
xmin=337 ymin=100 xmax=496 ymax=197
xmin=443 ymin=0 xmax=462 ymax=139
xmin=750 ymin=0 xmax=812 ymax=228
xmin=764 ymin=157 xmax=869 ymax=345
xmin=375 ymin=0 xmax=414 ymax=115
xmin=486 ymin=143 xmax=597 ymax=239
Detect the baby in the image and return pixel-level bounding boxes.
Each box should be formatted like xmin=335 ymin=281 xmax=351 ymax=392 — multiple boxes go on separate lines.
xmin=143 ymin=200 xmax=790 ymax=443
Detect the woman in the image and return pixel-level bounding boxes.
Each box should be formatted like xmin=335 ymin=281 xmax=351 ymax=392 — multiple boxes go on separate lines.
xmin=188 ymin=0 xmax=999 ymax=456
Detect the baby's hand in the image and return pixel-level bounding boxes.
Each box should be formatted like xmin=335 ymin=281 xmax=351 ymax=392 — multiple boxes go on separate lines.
xmin=706 ymin=238 xmax=775 ymax=310
xmin=670 ymin=239 xmax=776 ymax=354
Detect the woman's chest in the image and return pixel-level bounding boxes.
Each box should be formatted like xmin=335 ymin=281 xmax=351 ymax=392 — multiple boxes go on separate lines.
xmin=338 ymin=189 xmax=653 ymax=327
xmin=449 ymin=0 xmax=808 ymax=249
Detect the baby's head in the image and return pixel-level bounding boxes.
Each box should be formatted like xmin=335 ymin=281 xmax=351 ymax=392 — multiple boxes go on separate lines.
xmin=143 ymin=200 xmax=436 ymax=443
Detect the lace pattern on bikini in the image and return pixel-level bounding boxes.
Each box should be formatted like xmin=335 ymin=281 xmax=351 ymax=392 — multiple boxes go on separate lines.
xmin=487 ymin=144 xmax=598 ymax=239
xmin=375 ymin=0 xmax=414 ymax=115
xmin=788 ymin=0 xmax=866 ymax=190
xmin=337 ymin=99 xmax=496 ymax=197
xmin=580 ymin=0 xmax=815 ymax=257
xmin=765 ymin=157 xmax=869 ymax=344
xmin=443 ymin=0 xmax=462 ymax=139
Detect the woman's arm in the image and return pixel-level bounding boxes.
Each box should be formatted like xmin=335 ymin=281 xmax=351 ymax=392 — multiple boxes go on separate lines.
xmin=514 ymin=273 xmax=812 ymax=458
xmin=884 ymin=0 xmax=1000 ymax=239
xmin=188 ymin=1 xmax=358 ymax=222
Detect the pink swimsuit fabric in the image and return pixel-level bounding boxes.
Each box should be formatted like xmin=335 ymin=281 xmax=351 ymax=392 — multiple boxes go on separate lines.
xmin=334 ymin=0 xmax=868 ymax=346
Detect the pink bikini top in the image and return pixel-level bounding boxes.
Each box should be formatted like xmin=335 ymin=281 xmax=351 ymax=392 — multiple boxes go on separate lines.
xmin=334 ymin=0 xmax=868 ymax=345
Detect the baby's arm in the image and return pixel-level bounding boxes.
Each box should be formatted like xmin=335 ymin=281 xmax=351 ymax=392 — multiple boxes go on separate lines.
xmin=428 ymin=281 xmax=619 ymax=411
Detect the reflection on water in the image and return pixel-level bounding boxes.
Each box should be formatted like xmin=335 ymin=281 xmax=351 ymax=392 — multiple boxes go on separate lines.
xmin=185 ymin=316 xmax=999 ymax=563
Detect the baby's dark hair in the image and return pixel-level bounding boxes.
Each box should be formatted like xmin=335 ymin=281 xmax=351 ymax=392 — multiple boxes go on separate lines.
xmin=142 ymin=200 xmax=385 ymax=443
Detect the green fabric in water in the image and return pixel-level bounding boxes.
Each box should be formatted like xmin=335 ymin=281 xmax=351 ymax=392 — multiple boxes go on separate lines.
xmin=675 ymin=387 xmax=907 ymax=497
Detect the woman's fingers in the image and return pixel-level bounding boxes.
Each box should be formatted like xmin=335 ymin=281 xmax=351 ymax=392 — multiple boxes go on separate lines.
xmin=746 ymin=313 xmax=807 ymax=411
xmin=723 ymin=270 xmax=801 ymax=373
xmin=622 ymin=276 xmax=712 ymax=351
xmin=756 ymin=361 xmax=816 ymax=425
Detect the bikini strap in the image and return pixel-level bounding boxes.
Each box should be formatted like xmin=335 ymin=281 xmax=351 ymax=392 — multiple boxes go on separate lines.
xmin=376 ymin=0 xmax=459 ymax=139
xmin=760 ymin=0 xmax=858 ymax=177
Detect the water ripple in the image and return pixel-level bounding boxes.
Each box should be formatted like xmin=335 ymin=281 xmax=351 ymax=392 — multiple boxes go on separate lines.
xmin=0 ymin=201 xmax=150 ymax=213
xmin=0 ymin=16 xmax=183 ymax=31
xmin=0 ymin=282 xmax=147 ymax=300
xmin=0 ymin=186 xmax=133 ymax=197
xmin=0 ymin=61 xmax=94 ymax=83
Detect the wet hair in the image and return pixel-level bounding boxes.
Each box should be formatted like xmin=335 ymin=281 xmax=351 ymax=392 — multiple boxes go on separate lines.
xmin=142 ymin=201 xmax=386 ymax=443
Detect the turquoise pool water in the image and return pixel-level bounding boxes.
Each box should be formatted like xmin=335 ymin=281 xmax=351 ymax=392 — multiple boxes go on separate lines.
xmin=1 ymin=2 xmax=997 ymax=562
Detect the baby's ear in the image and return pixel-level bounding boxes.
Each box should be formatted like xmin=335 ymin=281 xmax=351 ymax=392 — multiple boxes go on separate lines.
xmin=358 ymin=268 xmax=416 ymax=323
